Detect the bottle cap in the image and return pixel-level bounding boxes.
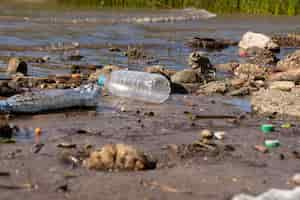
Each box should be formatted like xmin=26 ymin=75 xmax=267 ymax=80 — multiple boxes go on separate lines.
xmin=261 ymin=124 xmax=274 ymax=133
xmin=98 ymin=75 xmax=106 ymax=87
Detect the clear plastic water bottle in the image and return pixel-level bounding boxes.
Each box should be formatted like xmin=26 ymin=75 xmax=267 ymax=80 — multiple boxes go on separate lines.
xmin=98 ymin=70 xmax=171 ymax=103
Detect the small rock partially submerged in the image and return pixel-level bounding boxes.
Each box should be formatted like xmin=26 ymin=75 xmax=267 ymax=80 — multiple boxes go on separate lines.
xmin=232 ymin=187 xmax=300 ymax=200
xmin=83 ymin=144 xmax=155 ymax=171
xmin=186 ymin=37 xmax=237 ymax=50
xmin=272 ymin=33 xmax=300 ymax=47
xmin=276 ymin=50 xmax=300 ymax=71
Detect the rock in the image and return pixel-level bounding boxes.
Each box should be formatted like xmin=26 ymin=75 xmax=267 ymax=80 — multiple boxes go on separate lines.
xmin=7 ymin=58 xmax=28 ymax=75
xmin=197 ymin=81 xmax=228 ymax=94
xmin=232 ymin=187 xmax=300 ymax=200
xmin=88 ymin=65 xmax=124 ymax=82
xmin=0 ymin=115 xmax=13 ymax=139
xmin=186 ymin=37 xmax=237 ymax=50
xmin=200 ymin=129 xmax=213 ymax=139
xmin=251 ymin=88 xmax=300 ymax=117
xmin=215 ymin=62 xmax=240 ymax=72
xmin=234 ymin=63 xmax=266 ymax=78
xmin=0 ymin=81 xmax=18 ymax=97
xmin=144 ymin=65 xmax=177 ymax=79
xmin=171 ymin=69 xmax=201 ymax=84
xmin=83 ymin=144 xmax=155 ymax=171
xmin=254 ymin=145 xmax=269 ymax=153
xmin=188 ymin=51 xmax=213 ymax=71
xmin=268 ymin=81 xmax=295 ymax=91
xmin=229 ymin=87 xmax=250 ymax=96
xmin=272 ymin=34 xmax=300 ymax=47
xmin=239 ymin=31 xmax=279 ymax=51
xmin=268 ymin=68 xmax=300 ymax=82
xmin=230 ymin=78 xmax=248 ymax=89
xmin=291 ymin=174 xmax=300 ymax=185
xmin=244 ymin=47 xmax=279 ymax=66
xmin=276 ymin=50 xmax=300 ymax=71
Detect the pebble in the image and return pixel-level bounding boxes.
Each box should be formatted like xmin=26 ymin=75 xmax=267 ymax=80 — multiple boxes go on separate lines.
xmin=200 ymin=129 xmax=213 ymax=139
xmin=254 ymin=145 xmax=269 ymax=153
xmin=291 ymin=174 xmax=300 ymax=185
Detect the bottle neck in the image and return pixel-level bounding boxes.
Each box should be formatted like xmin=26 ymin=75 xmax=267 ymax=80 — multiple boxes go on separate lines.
xmin=98 ymin=75 xmax=107 ymax=87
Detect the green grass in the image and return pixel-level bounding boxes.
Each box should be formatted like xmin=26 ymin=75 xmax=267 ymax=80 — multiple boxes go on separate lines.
xmin=56 ymin=0 xmax=300 ymax=15
xmin=2 ymin=0 xmax=300 ymax=15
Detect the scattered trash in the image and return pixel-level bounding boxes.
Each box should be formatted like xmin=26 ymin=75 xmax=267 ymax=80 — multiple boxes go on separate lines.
xmin=83 ymin=144 xmax=156 ymax=171
xmin=0 ymin=183 xmax=36 ymax=190
xmin=254 ymin=145 xmax=269 ymax=153
xmin=141 ymin=180 xmax=192 ymax=194
xmin=56 ymin=183 xmax=69 ymax=193
xmin=281 ymin=123 xmax=292 ymax=129
xmin=0 ymin=84 xmax=100 ymax=113
xmin=57 ymin=143 xmax=77 ymax=149
xmin=34 ymin=128 xmax=42 ymax=137
xmin=31 ymin=143 xmax=44 ymax=154
xmin=232 ymin=187 xmax=300 ymax=200
xmin=0 ymin=172 xmax=10 ymax=177
xmin=98 ymin=70 xmax=170 ymax=103
xmin=214 ymin=131 xmax=226 ymax=140
xmin=264 ymin=140 xmax=280 ymax=148
xmin=260 ymin=124 xmax=274 ymax=133
xmin=0 ymin=138 xmax=16 ymax=144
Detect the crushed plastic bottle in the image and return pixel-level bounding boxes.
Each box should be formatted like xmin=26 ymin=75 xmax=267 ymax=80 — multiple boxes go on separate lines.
xmin=0 ymin=84 xmax=100 ymax=114
xmin=98 ymin=70 xmax=171 ymax=103
xmin=232 ymin=187 xmax=300 ymax=200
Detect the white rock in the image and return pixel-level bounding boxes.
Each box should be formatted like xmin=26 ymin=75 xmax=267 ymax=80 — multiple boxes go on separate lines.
xmin=292 ymin=174 xmax=300 ymax=185
xmin=239 ymin=32 xmax=279 ymax=50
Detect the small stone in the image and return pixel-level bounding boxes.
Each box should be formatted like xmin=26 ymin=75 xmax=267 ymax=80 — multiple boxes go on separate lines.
xmin=0 ymin=115 xmax=13 ymax=139
xmin=171 ymin=69 xmax=201 ymax=84
xmin=268 ymin=81 xmax=295 ymax=91
xmin=291 ymin=174 xmax=300 ymax=185
xmin=7 ymin=58 xmax=28 ymax=76
xmin=200 ymin=129 xmax=213 ymax=139
xmin=254 ymin=145 xmax=269 ymax=153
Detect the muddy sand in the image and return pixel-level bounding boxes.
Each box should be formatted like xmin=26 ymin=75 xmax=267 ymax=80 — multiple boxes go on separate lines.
xmin=0 ymin=94 xmax=299 ymax=200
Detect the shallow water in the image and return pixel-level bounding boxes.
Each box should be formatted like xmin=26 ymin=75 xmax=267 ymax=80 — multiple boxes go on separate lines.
xmin=0 ymin=5 xmax=299 ymax=76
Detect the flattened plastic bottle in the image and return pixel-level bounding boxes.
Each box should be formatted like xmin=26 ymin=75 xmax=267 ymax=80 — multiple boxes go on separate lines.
xmin=98 ymin=70 xmax=171 ymax=103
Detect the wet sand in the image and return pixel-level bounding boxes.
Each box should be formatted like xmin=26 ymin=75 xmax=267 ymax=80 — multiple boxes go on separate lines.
xmin=0 ymin=94 xmax=299 ymax=200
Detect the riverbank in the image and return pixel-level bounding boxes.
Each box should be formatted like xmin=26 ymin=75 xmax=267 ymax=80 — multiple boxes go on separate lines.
xmin=1 ymin=0 xmax=300 ymax=15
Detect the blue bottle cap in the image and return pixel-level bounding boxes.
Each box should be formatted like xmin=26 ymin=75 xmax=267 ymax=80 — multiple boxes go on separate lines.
xmin=98 ymin=75 xmax=106 ymax=87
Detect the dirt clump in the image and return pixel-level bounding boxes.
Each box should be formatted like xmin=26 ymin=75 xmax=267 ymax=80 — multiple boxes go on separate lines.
xmin=83 ymin=144 xmax=156 ymax=171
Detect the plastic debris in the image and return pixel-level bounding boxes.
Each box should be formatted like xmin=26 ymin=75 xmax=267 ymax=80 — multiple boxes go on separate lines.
xmin=0 ymin=84 xmax=100 ymax=114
